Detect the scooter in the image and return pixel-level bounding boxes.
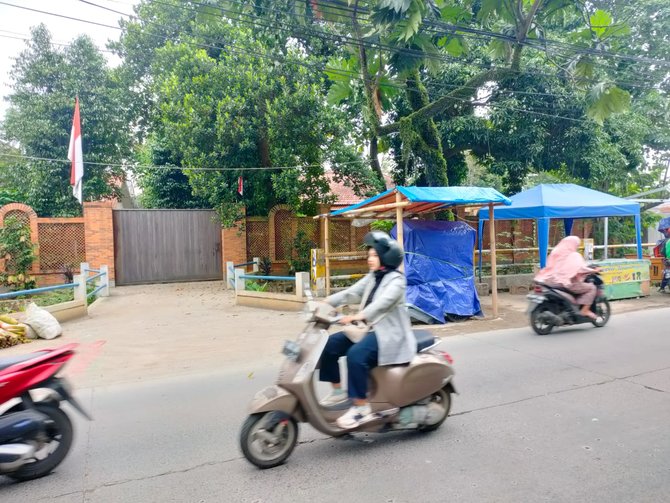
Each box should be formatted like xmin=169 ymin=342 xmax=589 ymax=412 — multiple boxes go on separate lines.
xmin=527 ymin=272 xmax=611 ymax=335
xmin=239 ymin=301 xmax=456 ymax=469
xmin=0 ymin=343 xmax=91 ymax=481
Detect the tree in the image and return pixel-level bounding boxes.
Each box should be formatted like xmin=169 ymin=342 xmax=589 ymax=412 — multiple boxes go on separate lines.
xmin=1 ymin=25 xmax=132 ymax=216
xmin=135 ymin=131 xmax=210 ymax=209
xmin=114 ymin=2 xmax=377 ymax=221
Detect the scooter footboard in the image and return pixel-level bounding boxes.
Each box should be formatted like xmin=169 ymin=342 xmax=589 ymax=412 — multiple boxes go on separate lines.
xmin=248 ymin=385 xmax=304 ymax=421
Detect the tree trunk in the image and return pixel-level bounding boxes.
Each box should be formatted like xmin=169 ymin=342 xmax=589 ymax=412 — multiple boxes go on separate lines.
xmin=405 ymin=69 xmax=449 ymax=187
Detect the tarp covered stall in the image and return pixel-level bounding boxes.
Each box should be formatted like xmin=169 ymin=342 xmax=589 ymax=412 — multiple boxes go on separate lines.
xmin=478 ymin=184 xmax=643 ymax=269
xmin=319 ymin=186 xmax=511 ymax=317
xmin=391 ymin=220 xmax=482 ymax=324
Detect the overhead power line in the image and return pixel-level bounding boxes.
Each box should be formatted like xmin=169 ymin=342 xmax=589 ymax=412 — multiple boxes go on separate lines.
xmin=0 ymin=153 xmax=369 ymax=171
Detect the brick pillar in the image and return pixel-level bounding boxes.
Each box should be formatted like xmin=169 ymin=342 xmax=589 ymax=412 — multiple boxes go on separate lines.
xmin=83 ymin=201 xmax=116 ymax=284
xmin=222 ymin=208 xmax=247 ymax=267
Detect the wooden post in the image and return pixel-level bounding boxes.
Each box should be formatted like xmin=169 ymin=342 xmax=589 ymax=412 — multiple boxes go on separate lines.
xmin=324 ymin=216 xmax=331 ymax=296
xmin=489 ymin=203 xmax=498 ymax=318
xmin=395 ymin=192 xmax=405 ymax=272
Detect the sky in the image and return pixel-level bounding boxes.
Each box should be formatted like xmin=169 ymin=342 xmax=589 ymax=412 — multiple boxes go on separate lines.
xmin=0 ymin=0 xmax=137 ymax=118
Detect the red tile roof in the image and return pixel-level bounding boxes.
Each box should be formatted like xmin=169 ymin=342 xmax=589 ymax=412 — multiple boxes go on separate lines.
xmin=326 ymin=172 xmax=394 ymax=208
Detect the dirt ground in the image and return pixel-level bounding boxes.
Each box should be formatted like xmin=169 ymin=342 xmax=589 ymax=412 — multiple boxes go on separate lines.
xmin=1 ymin=281 xmax=668 ymax=388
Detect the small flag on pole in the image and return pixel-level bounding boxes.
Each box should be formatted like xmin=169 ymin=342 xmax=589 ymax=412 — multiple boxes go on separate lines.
xmin=237 ymin=176 xmax=243 ymax=196
xmin=68 ymin=97 xmax=84 ymax=204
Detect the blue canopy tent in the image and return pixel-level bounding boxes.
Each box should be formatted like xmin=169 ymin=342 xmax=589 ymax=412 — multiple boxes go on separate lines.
xmin=319 ymin=186 xmax=511 ymax=317
xmin=477 ymin=184 xmax=643 ymax=270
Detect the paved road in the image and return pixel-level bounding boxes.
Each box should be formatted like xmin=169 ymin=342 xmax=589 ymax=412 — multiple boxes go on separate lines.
xmin=1 ymin=308 xmax=669 ymax=502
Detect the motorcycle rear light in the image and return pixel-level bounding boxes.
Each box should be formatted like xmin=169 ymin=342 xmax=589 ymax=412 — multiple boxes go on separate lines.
xmin=438 ymin=351 xmax=454 ymax=364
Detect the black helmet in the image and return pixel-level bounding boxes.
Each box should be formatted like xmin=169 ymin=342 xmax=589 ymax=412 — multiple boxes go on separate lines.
xmin=363 ymin=231 xmax=404 ymax=269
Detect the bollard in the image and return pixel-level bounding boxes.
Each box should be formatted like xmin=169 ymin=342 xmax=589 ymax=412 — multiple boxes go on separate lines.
xmin=295 ymin=272 xmax=310 ymax=299
xmin=234 ymin=268 xmax=246 ymax=295
xmin=100 ymin=265 xmax=110 ymax=297
xmin=226 ymin=261 xmax=235 ymax=290
xmin=73 ymin=274 xmax=87 ymax=310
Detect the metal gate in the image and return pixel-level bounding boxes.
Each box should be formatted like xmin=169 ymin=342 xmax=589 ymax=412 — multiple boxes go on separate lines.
xmin=113 ymin=210 xmax=222 ymax=286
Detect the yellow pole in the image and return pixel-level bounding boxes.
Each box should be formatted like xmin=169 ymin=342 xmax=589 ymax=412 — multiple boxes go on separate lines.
xmin=489 ymin=203 xmax=498 ymax=318
xmin=324 ymin=216 xmax=331 ymax=296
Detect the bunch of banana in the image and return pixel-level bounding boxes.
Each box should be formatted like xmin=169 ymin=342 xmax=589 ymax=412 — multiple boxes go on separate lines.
xmin=0 ymin=329 xmax=28 ymax=348
xmin=0 ymin=314 xmax=28 ymax=339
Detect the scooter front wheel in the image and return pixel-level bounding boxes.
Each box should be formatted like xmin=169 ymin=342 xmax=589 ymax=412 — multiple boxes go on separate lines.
xmin=9 ymin=403 xmax=74 ymax=481
xmin=592 ymin=298 xmax=611 ymax=327
xmin=240 ymin=412 xmax=298 ymax=469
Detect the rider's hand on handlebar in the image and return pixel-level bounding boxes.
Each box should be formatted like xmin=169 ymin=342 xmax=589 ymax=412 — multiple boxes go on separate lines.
xmin=340 ymin=314 xmax=365 ymax=325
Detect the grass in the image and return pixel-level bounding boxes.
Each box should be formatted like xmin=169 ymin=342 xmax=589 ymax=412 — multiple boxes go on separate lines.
xmin=0 ymin=284 xmax=98 ymax=315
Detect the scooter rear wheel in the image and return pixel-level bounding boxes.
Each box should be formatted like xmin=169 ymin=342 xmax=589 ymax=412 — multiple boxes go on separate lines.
xmin=418 ymin=389 xmax=452 ymax=432
xmin=530 ymin=305 xmax=554 ymax=335
xmin=240 ymin=412 xmax=298 ymax=469
xmin=8 ymin=403 xmax=74 ymax=481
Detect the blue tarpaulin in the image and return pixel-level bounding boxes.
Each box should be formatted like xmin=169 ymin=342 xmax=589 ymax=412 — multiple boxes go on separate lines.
xmin=477 ymin=184 xmax=642 ymax=268
xmin=391 ymin=220 xmax=481 ymax=324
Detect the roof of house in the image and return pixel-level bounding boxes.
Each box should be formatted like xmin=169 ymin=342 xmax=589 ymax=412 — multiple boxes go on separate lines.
xmin=326 ymin=172 xmax=394 ymax=208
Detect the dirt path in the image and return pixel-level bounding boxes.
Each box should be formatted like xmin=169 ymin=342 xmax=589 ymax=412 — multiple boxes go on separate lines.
xmin=1 ymin=281 xmax=667 ymax=388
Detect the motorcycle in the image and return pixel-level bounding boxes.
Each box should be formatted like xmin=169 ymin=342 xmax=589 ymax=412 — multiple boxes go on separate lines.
xmin=239 ymin=301 xmax=456 ymax=469
xmin=527 ymin=272 xmax=611 ymax=335
xmin=0 ymin=343 xmax=91 ymax=481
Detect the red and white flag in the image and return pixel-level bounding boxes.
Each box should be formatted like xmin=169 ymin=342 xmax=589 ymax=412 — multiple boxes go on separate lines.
xmin=237 ymin=175 xmax=243 ymax=196
xmin=68 ymin=97 xmax=84 ymax=204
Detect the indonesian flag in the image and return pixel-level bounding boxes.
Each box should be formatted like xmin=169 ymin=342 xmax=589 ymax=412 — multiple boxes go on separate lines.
xmin=237 ymin=175 xmax=243 ymax=196
xmin=68 ymin=97 xmax=84 ymax=204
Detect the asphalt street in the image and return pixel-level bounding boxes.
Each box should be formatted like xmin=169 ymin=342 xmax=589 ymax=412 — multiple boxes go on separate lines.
xmin=1 ymin=308 xmax=669 ymax=502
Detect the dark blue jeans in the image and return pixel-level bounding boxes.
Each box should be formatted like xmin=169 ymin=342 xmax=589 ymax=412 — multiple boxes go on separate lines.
xmin=319 ymin=331 xmax=379 ymax=400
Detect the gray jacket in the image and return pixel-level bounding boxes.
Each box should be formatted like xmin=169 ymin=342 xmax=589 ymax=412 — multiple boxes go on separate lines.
xmin=326 ymin=270 xmax=416 ymax=365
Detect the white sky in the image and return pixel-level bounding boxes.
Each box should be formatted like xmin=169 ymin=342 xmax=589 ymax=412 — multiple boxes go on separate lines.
xmin=0 ymin=0 xmax=137 ymax=118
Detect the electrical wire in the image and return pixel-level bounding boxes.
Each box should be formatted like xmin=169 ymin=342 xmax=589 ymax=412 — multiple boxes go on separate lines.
xmin=0 ymin=152 xmax=369 ymax=171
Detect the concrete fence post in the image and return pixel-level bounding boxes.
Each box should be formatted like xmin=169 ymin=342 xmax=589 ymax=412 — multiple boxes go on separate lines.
xmin=252 ymin=257 xmax=260 ymax=273
xmin=100 ymin=265 xmax=110 ymax=297
xmin=73 ymin=274 xmax=87 ymax=310
xmin=295 ymin=272 xmax=309 ymax=299
xmin=234 ymin=268 xmax=246 ymax=295
xmin=226 ymin=261 xmax=235 ymax=290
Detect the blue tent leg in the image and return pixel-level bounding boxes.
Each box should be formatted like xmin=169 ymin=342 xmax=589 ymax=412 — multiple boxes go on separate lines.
xmin=538 ymin=218 xmax=550 ymax=268
xmin=634 ymin=213 xmax=643 ymax=259
xmin=564 ymin=218 xmax=574 ymax=236
xmin=478 ymin=219 xmax=484 ymax=280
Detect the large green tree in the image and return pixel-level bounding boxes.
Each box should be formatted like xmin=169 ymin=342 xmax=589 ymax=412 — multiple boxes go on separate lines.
xmin=1 ymin=24 xmax=132 ymax=216
xmin=113 ymin=1 xmax=378 ymax=220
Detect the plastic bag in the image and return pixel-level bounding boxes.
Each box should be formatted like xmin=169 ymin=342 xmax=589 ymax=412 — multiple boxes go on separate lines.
xmin=24 ymin=303 xmax=62 ymax=340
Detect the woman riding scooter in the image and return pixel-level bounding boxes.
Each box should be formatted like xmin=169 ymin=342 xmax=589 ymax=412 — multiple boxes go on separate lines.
xmin=319 ymin=231 xmax=416 ymax=429
xmin=534 ymin=236 xmax=601 ymax=319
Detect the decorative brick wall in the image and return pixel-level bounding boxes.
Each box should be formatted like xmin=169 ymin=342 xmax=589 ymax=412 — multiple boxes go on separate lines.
xmin=83 ymin=201 xmax=116 ymax=283
xmin=222 ymin=207 xmax=247 ymax=267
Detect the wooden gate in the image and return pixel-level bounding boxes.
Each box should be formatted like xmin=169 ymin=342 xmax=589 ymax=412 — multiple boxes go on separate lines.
xmin=113 ymin=210 xmax=222 ymax=286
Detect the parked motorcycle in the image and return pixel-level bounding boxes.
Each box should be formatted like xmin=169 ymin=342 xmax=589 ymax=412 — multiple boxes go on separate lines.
xmin=527 ymin=272 xmax=611 ymax=335
xmin=239 ymin=301 xmax=456 ymax=469
xmin=0 ymin=343 xmax=91 ymax=481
